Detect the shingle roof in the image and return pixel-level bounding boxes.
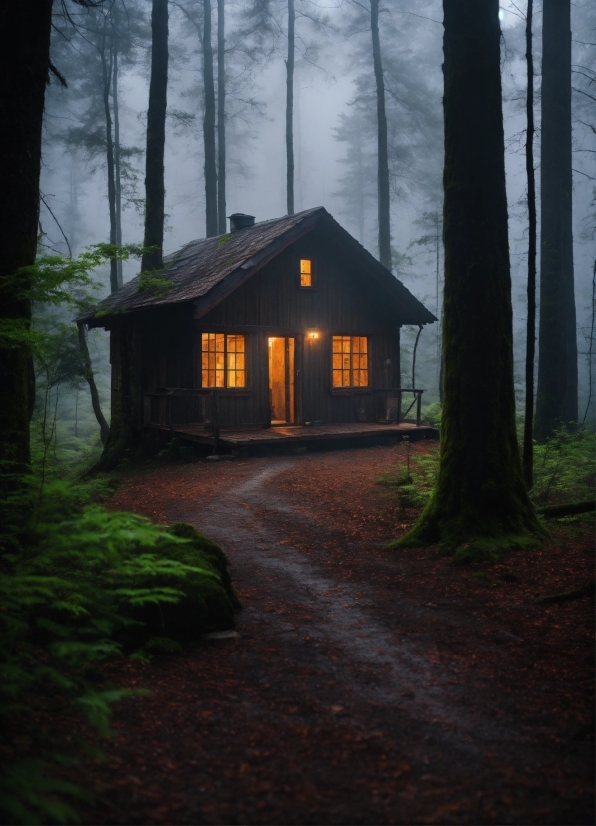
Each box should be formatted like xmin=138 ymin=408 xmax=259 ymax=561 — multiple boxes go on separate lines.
xmin=82 ymin=207 xmax=436 ymax=326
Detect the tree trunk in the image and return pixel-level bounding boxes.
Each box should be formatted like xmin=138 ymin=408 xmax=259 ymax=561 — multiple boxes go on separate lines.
xmin=113 ymin=46 xmax=123 ymax=288
xmin=286 ymin=0 xmax=295 ymax=216
xmin=370 ymin=0 xmax=391 ymax=271
xmin=77 ymin=323 xmax=109 ymax=445
xmin=522 ymin=0 xmax=537 ymax=488
xmin=141 ymin=0 xmax=169 ymax=272
xmin=100 ymin=35 xmax=119 ymax=294
xmin=355 ymin=116 xmax=365 ymax=245
xmin=390 ymin=0 xmax=545 ymax=555
xmin=534 ymin=0 xmax=578 ymax=441
xmin=203 ymin=0 xmax=218 ymax=237
xmin=217 ymin=0 xmax=227 ymax=234
xmin=0 ymin=0 xmax=53 ymax=483
xmin=94 ymin=326 xmax=138 ymax=471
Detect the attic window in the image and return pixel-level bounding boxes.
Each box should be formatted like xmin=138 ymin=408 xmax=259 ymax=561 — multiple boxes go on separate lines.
xmin=300 ymin=259 xmax=313 ymax=287
xmin=201 ymin=333 xmax=246 ymax=388
xmin=332 ymin=336 xmax=368 ymax=387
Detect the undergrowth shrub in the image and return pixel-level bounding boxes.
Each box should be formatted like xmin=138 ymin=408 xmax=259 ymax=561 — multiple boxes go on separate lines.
xmin=0 ymin=480 xmax=239 ymax=823
xmin=530 ymin=427 xmax=595 ymax=504
xmin=422 ymin=401 xmax=442 ymax=429
xmin=380 ymin=426 xmax=594 ymax=562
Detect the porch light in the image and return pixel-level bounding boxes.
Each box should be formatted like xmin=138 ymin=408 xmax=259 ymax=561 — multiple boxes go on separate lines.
xmin=307 ymin=330 xmax=320 ymax=340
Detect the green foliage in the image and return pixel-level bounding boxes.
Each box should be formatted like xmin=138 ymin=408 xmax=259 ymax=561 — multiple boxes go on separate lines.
xmin=530 ymin=427 xmax=595 ymax=505
xmin=137 ymin=269 xmax=172 ymax=295
xmin=0 ymin=245 xmax=143 ymax=350
xmin=0 ymin=474 xmax=238 ymax=823
xmin=377 ymin=443 xmax=440 ymax=513
xmin=423 ymin=401 xmax=442 ymax=429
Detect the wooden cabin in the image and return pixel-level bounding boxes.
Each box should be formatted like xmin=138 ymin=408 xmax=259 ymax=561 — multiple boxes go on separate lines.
xmin=82 ymin=207 xmax=436 ymax=444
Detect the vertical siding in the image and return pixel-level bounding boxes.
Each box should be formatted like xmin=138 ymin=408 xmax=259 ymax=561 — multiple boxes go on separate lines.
xmin=133 ymin=226 xmax=417 ymax=427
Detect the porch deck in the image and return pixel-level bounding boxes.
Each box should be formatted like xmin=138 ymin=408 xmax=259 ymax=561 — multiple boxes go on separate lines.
xmin=147 ymin=420 xmax=438 ymax=455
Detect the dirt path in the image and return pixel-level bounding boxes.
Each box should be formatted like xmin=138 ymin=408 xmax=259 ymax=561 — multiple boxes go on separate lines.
xmin=83 ymin=447 xmax=594 ymax=824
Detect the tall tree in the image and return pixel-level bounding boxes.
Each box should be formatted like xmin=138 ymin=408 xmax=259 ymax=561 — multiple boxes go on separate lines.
xmin=370 ymin=0 xmax=391 ymax=270
xmin=286 ymin=0 xmax=295 ymax=216
xmin=534 ymin=0 xmax=578 ymax=440
xmin=113 ymin=46 xmax=124 ymax=287
xmin=217 ymin=0 xmax=227 ymax=234
xmin=0 ymin=0 xmax=94 ymax=487
xmin=391 ymin=0 xmax=544 ymax=555
xmin=523 ymin=0 xmax=537 ymax=488
xmin=141 ymin=0 xmax=169 ymax=272
xmin=203 ymin=0 xmax=218 ymax=237
xmin=0 ymin=0 xmax=54 ymax=479
xmin=99 ymin=20 xmax=121 ymax=292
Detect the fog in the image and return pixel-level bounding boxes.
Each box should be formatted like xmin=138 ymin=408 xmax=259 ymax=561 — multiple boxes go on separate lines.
xmin=41 ymin=0 xmax=595 ymax=416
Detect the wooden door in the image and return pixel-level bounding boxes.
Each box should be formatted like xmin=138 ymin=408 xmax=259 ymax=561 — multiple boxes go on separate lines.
xmin=268 ymin=337 xmax=295 ymax=424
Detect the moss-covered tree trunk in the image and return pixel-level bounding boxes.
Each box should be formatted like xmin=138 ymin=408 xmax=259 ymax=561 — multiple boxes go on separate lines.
xmin=0 ymin=0 xmax=53 ymax=486
xmin=141 ymin=0 xmax=169 ymax=273
xmin=534 ymin=0 xmax=577 ymax=441
xmin=392 ymin=0 xmax=545 ymax=557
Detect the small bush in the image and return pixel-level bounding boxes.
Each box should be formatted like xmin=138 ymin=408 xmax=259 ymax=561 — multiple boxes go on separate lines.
xmin=531 ymin=427 xmax=595 ymax=505
xmin=423 ymin=401 xmax=442 ymax=428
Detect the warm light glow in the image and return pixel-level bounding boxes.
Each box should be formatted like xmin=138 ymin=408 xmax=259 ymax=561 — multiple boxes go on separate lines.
xmin=202 ymin=332 xmax=245 ymax=387
xmin=300 ymin=259 xmax=312 ymax=287
xmin=332 ymin=335 xmax=368 ymax=387
xmin=307 ymin=330 xmax=319 ymax=340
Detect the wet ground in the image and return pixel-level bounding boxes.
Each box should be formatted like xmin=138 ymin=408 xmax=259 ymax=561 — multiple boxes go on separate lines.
xmin=81 ymin=445 xmax=594 ymax=824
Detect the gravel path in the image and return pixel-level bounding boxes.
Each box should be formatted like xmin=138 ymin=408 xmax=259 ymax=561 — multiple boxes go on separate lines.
xmin=83 ymin=448 xmax=594 ymax=824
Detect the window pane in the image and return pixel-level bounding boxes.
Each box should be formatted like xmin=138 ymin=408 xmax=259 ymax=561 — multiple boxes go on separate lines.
xmin=226 ymin=333 xmax=245 ymax=387
xmin=331 ymin=335 xmax=368 ymax=387
xmin=300 ymin=259 xmax=312 ymax=287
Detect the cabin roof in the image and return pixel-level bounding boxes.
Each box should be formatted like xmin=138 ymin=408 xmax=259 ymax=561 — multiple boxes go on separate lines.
xmin=81 ymin=207 xmax=436 ymax=326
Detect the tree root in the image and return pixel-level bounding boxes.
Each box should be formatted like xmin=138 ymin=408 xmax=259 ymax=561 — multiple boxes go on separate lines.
xmin=536 ymin=500 xmax=595 ymax=518
xmin=533 ymin=581 xmax=595 ymax=605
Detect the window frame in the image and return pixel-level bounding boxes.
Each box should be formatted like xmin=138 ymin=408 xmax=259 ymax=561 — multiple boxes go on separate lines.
xmin=331 ymin=335 xmax=370 ymax=390
xmin=297 ymin=256 xmax=316 ymax=289
xmin=200 ymin=332 xmax=247 ymax=389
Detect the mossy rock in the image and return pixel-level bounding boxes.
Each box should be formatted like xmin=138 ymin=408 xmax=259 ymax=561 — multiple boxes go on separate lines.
xmin=118 ymin=522 xmax=241 ymax=649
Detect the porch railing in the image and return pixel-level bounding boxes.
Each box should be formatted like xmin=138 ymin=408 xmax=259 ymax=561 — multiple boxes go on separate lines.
xmin=143 ymin=389 xmax=218 ymax=432
xmin=143 ymin=387 xmax=426 ymax=431
xmin=374 ymin=388 xmax=425 ymax=426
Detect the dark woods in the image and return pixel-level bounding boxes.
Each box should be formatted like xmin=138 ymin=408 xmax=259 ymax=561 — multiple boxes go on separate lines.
xmin=0 ymin=0 xmax=594 ymax=821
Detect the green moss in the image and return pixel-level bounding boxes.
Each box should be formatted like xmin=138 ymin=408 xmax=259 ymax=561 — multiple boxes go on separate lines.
xmin=120 ymin=522 xmax=241 ymax=647
xmin=216 ymin=233 xmax=232 ymax=247
xmin=137 ymin=270 xmax=172 ymax=295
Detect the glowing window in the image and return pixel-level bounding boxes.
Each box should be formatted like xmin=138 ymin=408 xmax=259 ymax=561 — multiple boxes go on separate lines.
xmin=332 ymin=336 xmax=368 ymax=388
xmin=300 ymin=259 xmax=312 ymax=287
xmin=202 ymin=333 xmax=245 ymax=388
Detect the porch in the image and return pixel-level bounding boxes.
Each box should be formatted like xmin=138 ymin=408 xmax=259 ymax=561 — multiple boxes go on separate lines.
xmin=143 ymin=388 xmax=438 ymax=455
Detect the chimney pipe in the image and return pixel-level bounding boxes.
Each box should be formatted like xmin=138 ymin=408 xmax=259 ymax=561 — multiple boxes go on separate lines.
xmin=228 ymin=213 xmax=255 ymax=232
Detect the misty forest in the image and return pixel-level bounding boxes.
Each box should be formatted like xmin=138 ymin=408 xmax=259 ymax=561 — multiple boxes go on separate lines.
xmin=0 ymin=0 xmax=594 ymax=823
